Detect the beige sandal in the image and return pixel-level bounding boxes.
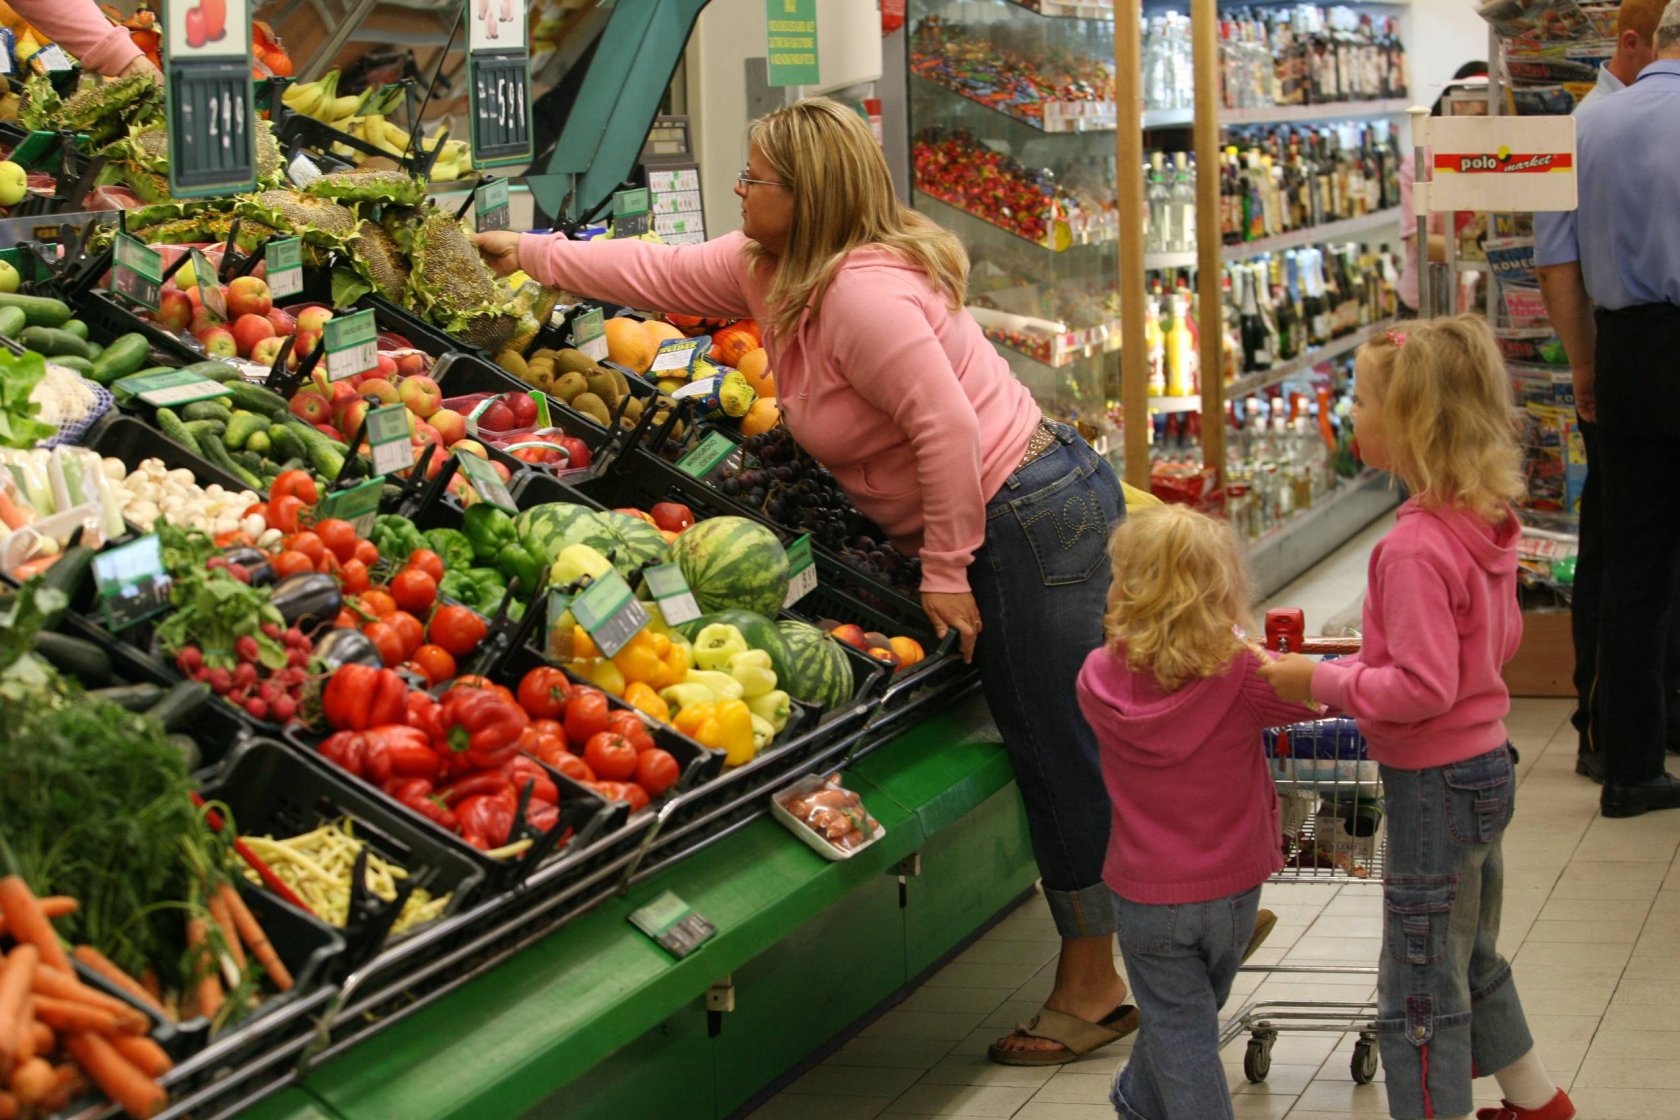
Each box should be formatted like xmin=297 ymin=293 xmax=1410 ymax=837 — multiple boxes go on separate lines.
xmin=987 ymin=1003 xmax=1140 ymax=1067
xmin=1243 ymin=909 xmax=1278 ymax=963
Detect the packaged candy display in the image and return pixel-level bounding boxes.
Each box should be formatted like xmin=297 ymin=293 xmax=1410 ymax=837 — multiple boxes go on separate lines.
xmin=772 ymin=773 xmax=885 ymax=860
xmin=910 ymin=16 xmax=1116 ymax=132
xmin=911 ymin=127 xmax=1115 ymax=250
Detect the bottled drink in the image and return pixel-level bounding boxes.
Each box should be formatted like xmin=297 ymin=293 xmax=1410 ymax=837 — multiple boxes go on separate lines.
xmin=1146 ymin=152 xmax=1172 ymax=253
xmin=1165 ymin=294 xmax=1196 ymax=397
xmin=1144 ymin=295 xmax=1167 ymax=396
xmin=1170 ymin=152 xmax=1197 ymax=252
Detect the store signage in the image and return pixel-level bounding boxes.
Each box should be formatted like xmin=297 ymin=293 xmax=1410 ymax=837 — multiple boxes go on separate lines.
xmin=612 ymin=188 xmax=650 ymax=237
xmin=94 ymin=534 xmax=172 ymax=631
xmin=466 ymin=0 xmax=532 ymax=169
xmin=120 ymin=367 xmax=233 ymax=408
xmin=163 ymin=0 xmax=258 ymax=198
xmin=110 ymin=234 xmax=163 ymax=312
xmin=644 ymin=562 xmax=702 ymax=625
xmin=190 ymin=249 xmax=228 ymax=320
xmin=571 ymin=568 xmax=649 ymax=658
xmin=266 ymin=237 xmax=304 ymax=300
xmin=1420 ymin=116 xmax=1576 ymax=213
xmin=782 ymin=533 xmax=816 ymax=607
xmin=674 ymin=430 xmax=739 ymax=480
xmin=366 ymin=404 xmax=415 ymax=478
xmin=765 ymin=0 xmax=820 ymax=86
xmin=323 ymin=309 xmax=379 ymax=381
xmin=475 ymin=177 xmax=511 ymax=231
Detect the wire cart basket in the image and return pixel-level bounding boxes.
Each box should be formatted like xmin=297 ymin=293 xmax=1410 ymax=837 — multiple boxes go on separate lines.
xmin=1220 ymin=608 xmax=1385 ymax=1087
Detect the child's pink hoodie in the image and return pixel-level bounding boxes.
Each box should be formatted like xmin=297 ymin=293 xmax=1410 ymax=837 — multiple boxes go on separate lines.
xmin=1312 ymin=499 xmax=1523 ymax=769
xmin=516 ymin=231 xmax=1040 ymax=593
xmin=1078 ymin=648 xmax=1312 ymax=904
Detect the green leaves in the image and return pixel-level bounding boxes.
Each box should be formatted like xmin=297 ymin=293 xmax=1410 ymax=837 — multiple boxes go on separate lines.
xmin=0 ymin=348 xmax=56 ymax=448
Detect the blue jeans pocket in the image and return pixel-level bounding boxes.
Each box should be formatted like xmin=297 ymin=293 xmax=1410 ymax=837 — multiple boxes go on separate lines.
xmin=1384 ymin=876 xmax=1455 ymax=966
xmin=1115 ymin=897 xmax=1179 ymax=955
xmin=1443 ymin=749 xmax=1514 ymax=845
xmin=999 ymin=457 xmax=1113 ymax=587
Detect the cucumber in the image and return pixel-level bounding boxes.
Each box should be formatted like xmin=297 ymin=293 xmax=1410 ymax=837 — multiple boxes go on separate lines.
xmin=89 ymin=332 xmax=150 ymax=384
xmin=284 ymin=418 xmax=346 ymax=479
xmin=0 ymin=292 xmax=72 ymax=327
xmin=19 ymin=326 xmax=93 ymax=360
xmin=236 ymin=450 xmax=265 ymax=474
xmin=183 ymin=359 xmax=244 ymax=383
xmin=181 ymin=400 xmax=233 ymax=423
xmin=32 ymin=631 xmax=112 ymax=684
xmin=39 ymin=544 xmax=94 ymax=627
xmin=246 ymin=429 xmax=272 ymax=456
xmin=266 ymin=424 xmax=302 ymax=461
xmin=183 ymin=419 xmax=226 ymax=442
xmin=0 ymin=306 xmax=26 ymax=339
xmin=89 ymin=683 xmax=166 ymax=711
xmin=86 ymin=341 xmax=103 ymax=360
xmin=155 ymin=408 xmax=201 ymax=455
xmin=224 ymin=382 xmax=290 ymax=420
xmin=49 ymin=355 xmax=95 ymax=377
xmin=145 ymin=681 xmax=211 ymax=732
xmin=199 ymin=435 xmax=265 ymax=489
xmin=223 ymin=410 xmax=268 ymax=450
xmin=61 ymin=319 xmax=88 ymax=340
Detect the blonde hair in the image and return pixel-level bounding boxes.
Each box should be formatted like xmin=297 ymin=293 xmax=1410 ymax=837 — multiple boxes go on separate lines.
xmin=743 ymin=97 xmax=969 ymax=338
xmin=1359 ymin=315 xmax=1523 ymax=522
xmin=1103 ymin=505 xmax=1253 ymax=692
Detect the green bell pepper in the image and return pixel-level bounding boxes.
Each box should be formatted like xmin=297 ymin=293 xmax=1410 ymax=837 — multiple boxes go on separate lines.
xmin=438 ymin=570 xmax=484 ymax=607
xmin=370 ymin=514 xmax=426 ymax=564
xmin=462 ymin=505 xmax=518 ymax=564
xmin=496 ymin=540 xmax=545 ymax=593
xmin=424 ymin=528 xmax=475 ymax=572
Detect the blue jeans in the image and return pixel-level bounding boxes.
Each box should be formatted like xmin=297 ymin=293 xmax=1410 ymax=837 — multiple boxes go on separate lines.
xmin=1378 ymin=747 xmax=1534 ymax=1119
xmin=1110 ymin=886 xmax=1262 ymax=1120
xmin=970 ymin=421 xmax=1126 ymax=938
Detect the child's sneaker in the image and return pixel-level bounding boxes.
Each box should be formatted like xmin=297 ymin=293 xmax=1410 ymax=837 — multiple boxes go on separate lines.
xmin=1476 ymin=1089 xmax=1576 ymax=1120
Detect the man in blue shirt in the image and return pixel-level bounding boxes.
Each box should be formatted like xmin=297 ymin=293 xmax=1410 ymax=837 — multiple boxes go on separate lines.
xmin=1534 ymin=0 xmax=1670 ymax=790
xmin=1535 ymin=0 xmax=1680 ymax=818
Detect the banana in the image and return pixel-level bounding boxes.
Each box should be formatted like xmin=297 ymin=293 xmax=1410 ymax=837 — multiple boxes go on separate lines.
xmin=326 ymin=94 xmax=360 ymax=122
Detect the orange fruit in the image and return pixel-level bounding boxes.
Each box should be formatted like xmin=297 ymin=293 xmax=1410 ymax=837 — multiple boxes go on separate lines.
xmin=736 ymin=348 xmax=775 ymax=397
xmin=710 ymin=323 xmax=758 ymax=367
xmin=604 ymin=318 xmax=657 ymax=373
xmin=644 ymin=320 xmax=685 ymax=345
xmin=739 ymin=396 xmax=781 ymax=437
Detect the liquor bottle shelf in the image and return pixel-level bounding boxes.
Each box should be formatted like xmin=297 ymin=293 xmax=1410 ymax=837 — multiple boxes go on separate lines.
xmin=1248 ymin=469 xmax=1398 ymax=597
xmin=1141 ymin=318 xmax=1398 ymax=415
xmin=1143 ymin=98 xmax=1413 ymax=131
xmin=1144 ymin=208 xmax=1404 ymax=270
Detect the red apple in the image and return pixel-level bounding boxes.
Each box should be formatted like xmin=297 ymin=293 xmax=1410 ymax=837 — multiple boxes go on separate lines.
xmin=231 ymin=313 xmax=276 ymax=358
xmin=196 ymin=326 xmax=237 ymax=359
xmin=225 ymin=276 xmax=273 ymax=319
xmin=399 ymin=375 xmax=442 ymax=419
xmin=375 ymin=353 xmax=399 ymax=378
xmin=289 ymin=391 xmax=331 ymax=424
xmin=410 ymin=420 xmax=441 ymax=449
xmin=557 ymin=435 xmax=592 ymax=469
xmin=295 ymin=307 xmax=334 ymax=333
xmin=189 ymin=306 xmax=219 ymax=336
xmin=294 ymin=328 xmax=322 ymax=358
xmin=478 ymin=400 xmax=516 ymax=431
xmin=394 ymin=350 xmax=429 ymax=377
xmin=358 ymin=377 xmax=400 ymax=405
xmin=505 ymin=392 xmax=537 ymax=427
xmin=429 ymin=408 xmax=466 ymax=446
xmin=314 ymin=423 xmax=342 ymax=440
xmin=185 ymin=284 xmax=203 ymax=310
xmin=250 ymin=336 xmax=291 ymax=369
xmin=266 ymin=307 xmax=297 ymax=337
xmin=453 ymin=439 xmax=488 ymax=458
xmin=338 ymin=399 xmax=370 ymax=439
xmin=650 ymin=502 xmax=696 ymax=534
xmin=328 ymin=381 xmax=359 ymax=409
xmin=155 ymin=289 xmax=193 ymax=333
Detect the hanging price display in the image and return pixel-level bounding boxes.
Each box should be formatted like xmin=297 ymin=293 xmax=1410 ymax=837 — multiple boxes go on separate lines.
xmin=466 ymin=0 xmax=532 ymax=169
xmin=572 ymin=568 xmax=650 ymax=658
xmin=612 ymin=188 xmax=651 ymax=237
xmin=674 ymin=430 xmax=743 ymax=481
xmin=110 ymin=234 xmax=163 ymax=312
xmin=644 ymin=562 xmax=702 ymax=625
xmin=163 ymin=0 xmax=257 ymax=198
xmin=118 ymin=368 xmax=233 ymax=408
xmin=266 ymin=237 xmax=304 ymax=300
xmin=782 ymin=533 xmax=817 ymax=607
xmin=94 ymin=534 xmax=173 ymax=631
xmin=572 ymin=307 xmax=608 ymax=362
xmin=315 ymin=478 xmax=383 ymax=537
xmin=324 ymin=309 xmax=379 ymax=381
xmin=475 ymin=178 xmax=511 ymax=231
xmin=367 ymin=404 xmax=416 ymax=478
xmin=455 ymin=450 xmax=516 ymax=512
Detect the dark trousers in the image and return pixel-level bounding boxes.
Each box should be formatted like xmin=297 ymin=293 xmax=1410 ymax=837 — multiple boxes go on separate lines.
xmin=1591 ymin=305 xmax=1680 ymax=784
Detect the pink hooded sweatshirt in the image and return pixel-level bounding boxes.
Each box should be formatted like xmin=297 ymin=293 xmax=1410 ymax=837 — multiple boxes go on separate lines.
xmin=1078 ymin=648 xmax=1313 ymax=905
xmin=1312 ymin=500 xmax=1523 ymax=769
xmin=11 ymin=0 xmax=140 ymax=78
xmin=516 ymin=231 xmax=1041 ymax=593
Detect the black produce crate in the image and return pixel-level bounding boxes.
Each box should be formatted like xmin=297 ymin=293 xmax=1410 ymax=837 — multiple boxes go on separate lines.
xmin=197 ymin=737 xmax=487 ymax=957
xmin=287 ymin=269 xmax=475 ymax=364
xmin=85 ymin=412 xmax=255 ymax=495
xmin=431 ymin=348 xmax=661 ymax=446
xmin=77 ymin=287 xmax=206 ymax=365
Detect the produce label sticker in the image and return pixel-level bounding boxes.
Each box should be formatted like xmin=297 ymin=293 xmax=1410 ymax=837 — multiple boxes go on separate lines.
xmin=475 ymin=177 xmax=511 ymax=231
xmin=93 ymin=533 xmax=172 ymax=631
xmin=32 ymin=45 xmax=73 ymax=73
xmin=163 ymin=0 xmax=258 ymax=199
xmin=110 ymin=234 xmax=163 ymax=312
xmin=466 ymin=0 xmax=532 ymax=169
xmin=121 ymin=367 xmax=233 ymax=407
xmin=367 ymin=403 xmax=414 ymax=478
xmin=324 ymin=308 xmax=379 ymax=382
xmin=782 ymin=533 xmax=817 ymax=607
xmin=530 ymin=390 xmax=552 ymax=428
xmin=190 ymin=248 xmax=228 ymax=320
xmin=612 ymin=188 xmax=651 ymax=237
xmin=455 ymin=450 xmax=516 ymax=513
xmin=572 ymin=307 xmax=608 ymax=362
xmin=644 ymin=562 xmax=702 ymax=626
xmin=315 ymin=478 xmax=382 ymax=537
xmin=572 ymin=568 xmax=648 ymax=657
xmin=629 ymin=889 xmax=716 ymax=958
xmin=649 ymin=336 xmax=707 ymax=375
xmin=674 ymin=430 xmax=738 ymax=480
xmin=266 ymin=237 xmax=304 ymax=300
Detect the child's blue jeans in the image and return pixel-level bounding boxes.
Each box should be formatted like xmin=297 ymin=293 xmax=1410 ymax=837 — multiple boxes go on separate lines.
xmin=1378 ymin=746 xmax=1535 ymax=1119
xmin=1109 ymin=885 xmax=1261 ymax=1120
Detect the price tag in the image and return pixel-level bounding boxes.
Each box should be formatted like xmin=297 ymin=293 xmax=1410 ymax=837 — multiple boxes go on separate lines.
xmin=455 ymin=449 xmax=516 ymax=512
xmin=571 ymin=568 xmax=648 ymax=657
xmin=629 ymin=890 xmax=716 ymax=958
xmin=93 ymin=534 xmax=172 ymax=631
xmin=314 ymin=478 xmax=383 ymax=537
xmin=649 ymin=336 xmax=707 ymax=375
xmin=475 ymin=177 xmax=511 ymax=231
xmin=163 ymin=0 xmax=257 ymax=198
xmin=572 ymin=307 xmax=608 ymax=362
xmin=266 ymin=237 xmax=303 ymax=300
xmin=644 ymin=562 xmax=702 ymax=625
xmin=466 ymin=0 xmax=532 ymax=169
xmin=367 ymin=403 xmax=414 ymax=478
xmin=782 ymin=533 xmax=817 ymax=607
xmin=287 ymin=152 xmax=322 ymax=188
xmin=31 ymin=45 xmax=72 ymax=73
xmin=110 ymin=234 xmax=163 ymax=312
xmin=324 ymin=308 xmax=378 ymax=381
xmin=530 ymin=391 xmax=551 ymax=429
xmin=119 ymin=368 xmax=233 ymax=407
xmin=612 ymin=188 xmax=651 ymax=237
xmin=190 ymin=249 xmax=228 ymax=319
xmin=674 ymin=430 xmax=738 ymax=480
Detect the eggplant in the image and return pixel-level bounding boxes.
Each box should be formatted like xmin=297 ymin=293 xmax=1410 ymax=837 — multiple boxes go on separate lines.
xmin=314 ymin=627 xmax=383 ymax=670
xmin=222 ymin=546 xmax=277 ymax=587
xmin=268 ymin=572 xmax=343 ymax=629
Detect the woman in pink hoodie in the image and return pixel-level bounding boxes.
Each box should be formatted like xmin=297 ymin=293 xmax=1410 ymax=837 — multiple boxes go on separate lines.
xmin=1261 ymin=319 xmax=1572 ymax=1120
xmin=476 ymin=98 xmax=1134 ymax=1065
xmin=9 ymin=0 xmax=158 ymax=80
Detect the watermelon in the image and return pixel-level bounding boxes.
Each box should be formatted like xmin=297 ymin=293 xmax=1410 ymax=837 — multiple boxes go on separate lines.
xmin=673 ymin=516 xmax=788 ymax=618
xmin=674 ymin=609 xmax=793 ymax=683
xmin=593 ymin=511 xmax=673 ymax=580
xmin=776 ymin=619 xmax=854 ymax=711
xmin=516 ymin=502 xmax=607 ymax=560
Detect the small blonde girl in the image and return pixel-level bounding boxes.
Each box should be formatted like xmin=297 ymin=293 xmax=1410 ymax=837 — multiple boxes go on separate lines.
xmin=1261 ymin=316 xmax=1570 ymax=1120
xmin=1076 ymin=504 xmax=1311 ymax=1120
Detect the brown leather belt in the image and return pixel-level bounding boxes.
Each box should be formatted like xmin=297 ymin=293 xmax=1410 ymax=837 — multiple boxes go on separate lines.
xmin=1017 ymin=419 xmax=1059 ymax=470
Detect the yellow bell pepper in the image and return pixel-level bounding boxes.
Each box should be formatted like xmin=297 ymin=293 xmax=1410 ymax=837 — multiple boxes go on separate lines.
xmin=571 ymin=658 xmax=626 ymax=696
xmin=623 ymin=681 xmax=671 ymax=722
xmin=610 ymin=630 xmax=664 ymax=685
xmin=571 ymin=626 xmax=600 ymax=659
xmin=651 ymin=634 xmax=690 ymax=690
xmin=673 ymin=698 xmax=757 ymax=767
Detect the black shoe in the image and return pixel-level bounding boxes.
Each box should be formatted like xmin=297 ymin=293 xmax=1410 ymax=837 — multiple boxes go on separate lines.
xmin=1601 ymin=773 xmax=1680 ymax=818
xmin=1576 ymin=752 xmax=1606 ymax=784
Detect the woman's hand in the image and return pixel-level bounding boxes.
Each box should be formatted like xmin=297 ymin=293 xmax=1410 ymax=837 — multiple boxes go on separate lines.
xmin=474 ymin=231 xmax=523 ymax=277
xmin=119 ymin=55 xmax=162 ymax=84
xmin=921 ymin=592 xmax=981 ymax=664
xmin=1256 ymin=653 xmax=1317 ymax=703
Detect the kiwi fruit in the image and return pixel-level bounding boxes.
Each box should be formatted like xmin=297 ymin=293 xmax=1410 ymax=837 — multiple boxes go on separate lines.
xmin=531 ymin=348 xmax=559 ymax=364
xmin=608 ymin=367 xmax=630 ymax=400
xmin=494 ymin=349 xmax=529 ymax=378
xmin=584 ymin=368 xmax=620 ymax=410
xmin=571 ymin=391 xmax=612 ymax=426
xmin=529 ymin=368 xmax=557 ymax=392
xmin=553 ymin=370 xmax=588 ymax=403
xmin=554 ymin=348 xmax=594 ymax=376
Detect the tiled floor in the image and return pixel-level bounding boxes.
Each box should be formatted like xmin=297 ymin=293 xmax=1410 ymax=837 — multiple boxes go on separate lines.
xmin=748 ymin=516 xmax=1680 ymax=1119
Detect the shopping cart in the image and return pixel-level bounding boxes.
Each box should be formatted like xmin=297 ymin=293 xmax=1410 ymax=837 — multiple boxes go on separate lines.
xmin=1219 ymin=608 xmax=1385 ymax=1086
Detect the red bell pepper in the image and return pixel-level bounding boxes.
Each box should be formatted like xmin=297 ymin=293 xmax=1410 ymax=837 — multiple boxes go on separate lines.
xmin=383 ymin=777 xmax=434 ymax=800
xmin=441 ymin=684 xmax=529 ymax=769
xmin=405 ymin=691 xmax=445 ymax=742
xmin=318 ymin=730 xmax=368 ymax=777
xmin=362 ymin=724 xmax=444 ymax=784
xmin=324 ymin=664 xmax=409 ymax=730
xmin=400 ymin=789 xmax=459 ymax=832
xmin=503 ymin=755 xmax=559 ymax=806
xmin=439 ymin=770 xmax=516 ymax=807
xmin=457 ymin=793 xmax=517 ymax=850
xmin=524 ymin=801 xmax=559 ymax=833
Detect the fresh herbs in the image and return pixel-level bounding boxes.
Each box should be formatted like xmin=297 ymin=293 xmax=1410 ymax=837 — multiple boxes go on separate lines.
xmin=0 ymin=349 xmax=56 ymax=448
xmin=155 ymin=525 xmax=289 ymax=671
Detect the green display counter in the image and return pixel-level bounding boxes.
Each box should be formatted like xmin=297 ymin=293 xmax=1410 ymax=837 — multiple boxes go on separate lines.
xmin=244 ymin=692 xmax=1037 ymax=1120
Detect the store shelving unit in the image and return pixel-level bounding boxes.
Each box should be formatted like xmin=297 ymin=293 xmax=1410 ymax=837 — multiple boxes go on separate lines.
xmin=1147 ymin=317 xmax=1398 ymax=414
xmin=1143 ymin=207 xmax=1405 ymax=271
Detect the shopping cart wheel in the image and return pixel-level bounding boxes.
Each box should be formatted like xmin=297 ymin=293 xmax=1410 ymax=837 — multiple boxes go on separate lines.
xmin=1243 ymin=1032 xmax=1275 ymax=1083
xmin=1351 ymin=1034 xmax=1379 ymax=1084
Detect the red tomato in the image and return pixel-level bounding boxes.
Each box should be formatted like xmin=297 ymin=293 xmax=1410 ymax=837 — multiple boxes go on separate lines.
xmin=429 ymin=605 xmax=487 ymax=657
xmin=339 ymin=558 xmax=371 ymax=595
xmin=606 ymin=709 xmax=655 ymax=753
xmin=592 ymin=781 xmax=649 ymax=813
xmin=267 ymin=495 xmax=306 ymax=535
xmin=363 ymin=621 xmax=404 ymax=666
xmin=390 ymin=568 xmax=438 ymax=614
xmin=583 ymin=732 xmax=637 ymax=782
xmin=406 ymin=548 xmax=445 ymax=583
xmin=273 ymin=549 xmax=314 ymax=578
xmin=315 ymin=518 xmax=359 ymax=563
xmin=386 ymin=610 xmax=425 ymax=659
xmin=530 ymin=718 xmax=564 ymax=739
xmin=272 ymin=469 xmax=319 ymax=506
xmin=288 ymin=530 xmax=325 ymax=565
xmin=358 ymin=589 xmax=397 ymax=618
xmin=517 ymin=666 xmax=571 ymax=719
xmin=548 ymin=751 xmax=594 ymax=783
xmin=635 ymin=748 xmax=680 ymax=797
xmin=564 ymin=688 xmax=610 ymax=746
xmin=354 ymin=538 xmax=380 ymax=567
xmin=412 ymin=643 xmax=457 ymax=685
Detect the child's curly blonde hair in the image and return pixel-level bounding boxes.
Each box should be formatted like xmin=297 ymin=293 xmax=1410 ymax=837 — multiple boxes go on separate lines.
xmin=1360 ymin=316 xmax=1523 ymax=522
xmin=1103 ymin=504 xmax=1253 ymax=691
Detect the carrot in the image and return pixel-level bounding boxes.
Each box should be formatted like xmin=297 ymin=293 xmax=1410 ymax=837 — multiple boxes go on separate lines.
xmin=206 ymin=890 xmax=246 ymax=973
xmin=27 ymin=1023 xmax=51 ymax=1057
xmin=63 ymin=1032 xmax=166 ymax=1120
xmin=30 ymin=967 xmax=149 ymax=1032
xmin=0 ymin=897 xmax=77 ymax=939
xmin=110 ymin=1035 xmax=172 ymax=1079
xmin=218 ymin=883 xmax=292 ymax=993
xmin=0 ymin=945 xmax=38 ymax=1078
xmin=0 ymin=879 xmax=73 ymax=973
xmin=8 ymin=1056 xmax=55 ymax=1106
xmin=71 ymin=949 xmax=171 ymax=1023
xmin=0 ymin=1089 xmax=17 ymax=1119
xmin=31 ymin=996 xmax=131 ymax=1035
xmin=39 ymin=1064 xmax=86 ymax=1113
xmin=185 ymin=918 xmax=222 ymax=1020
xmin=12 ymin=1004 xmax=30 ymax=1067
